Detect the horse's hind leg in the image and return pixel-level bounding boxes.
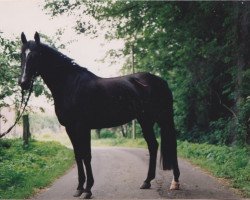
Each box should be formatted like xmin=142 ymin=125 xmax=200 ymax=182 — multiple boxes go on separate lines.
xmin=170 ymin=156 xmax=180 ymax=190
xmin=138 ymin=119 xmax=158 ymax=189
xmin=165 ymin=124 xmax=180 ymax=190
xmin=158 ymin=113 xmax=180 ymax=190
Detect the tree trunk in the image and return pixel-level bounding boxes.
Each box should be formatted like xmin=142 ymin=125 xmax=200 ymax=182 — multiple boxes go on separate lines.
xmin=121 ymin=125 xmax=129 ymax=137
xmin=23 ymin=114 xmax=30 ymax=146
xmin=96 ymin=129 xmax=101 ymax=139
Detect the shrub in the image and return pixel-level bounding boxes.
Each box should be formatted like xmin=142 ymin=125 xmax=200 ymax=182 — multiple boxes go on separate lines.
xmin=0 ymin=139 xmax=74 ymax=199
xmin=178 ymin=141 xmax=250 ymax=197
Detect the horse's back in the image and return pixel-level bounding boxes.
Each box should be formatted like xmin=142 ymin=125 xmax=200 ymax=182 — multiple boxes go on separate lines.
xmin=109 ymin=72 xmax=173 ymax=115
xmin=130 ymin=72 xmax=172 ymax=101
xmin=97 ymin=72 xmax=172 ymax=106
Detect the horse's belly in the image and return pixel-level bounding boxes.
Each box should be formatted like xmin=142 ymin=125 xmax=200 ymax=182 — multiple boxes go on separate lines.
xmin=88 ymin=110 xmax=135 ymax=129
xmin=91 ymin=119 xmax=134 ymax=129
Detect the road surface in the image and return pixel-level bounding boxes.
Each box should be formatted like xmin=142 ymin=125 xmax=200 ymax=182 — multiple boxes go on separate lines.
xmin=32 ymin=147 xmax=241 ymax=199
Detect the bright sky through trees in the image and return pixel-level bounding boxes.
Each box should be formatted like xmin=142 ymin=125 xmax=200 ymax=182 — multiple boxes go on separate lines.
xmin=0 ymin=0 xmax=124 ymax=77
xmin=0 ymin=0 xmax=123 ymax=117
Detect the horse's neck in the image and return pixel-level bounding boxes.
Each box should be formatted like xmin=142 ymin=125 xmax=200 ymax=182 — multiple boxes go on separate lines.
xmin=39 ymin=57 xmax=94 ymax=100
xmin=38 ymin=48 xmax=99 ymax=101
xmin=40 ymin=67 xmax=70 ymax=98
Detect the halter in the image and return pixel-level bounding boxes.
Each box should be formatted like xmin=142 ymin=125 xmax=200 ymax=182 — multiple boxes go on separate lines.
xmin=0 ymin=77 xmax=34 ymax=139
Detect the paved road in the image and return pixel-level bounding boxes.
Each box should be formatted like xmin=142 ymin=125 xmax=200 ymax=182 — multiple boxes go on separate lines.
xmin=32 ymin=147 xmax=241 ymax=199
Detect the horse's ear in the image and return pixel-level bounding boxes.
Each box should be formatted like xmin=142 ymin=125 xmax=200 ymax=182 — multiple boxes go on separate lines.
xmin=21 ymin=32 xmax=27 ymax=44
xmin=34 ymin=32 xmax=40 ymax=44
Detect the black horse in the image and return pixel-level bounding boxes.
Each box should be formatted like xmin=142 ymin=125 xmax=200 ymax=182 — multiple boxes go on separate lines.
xmin=19 ymin=32 xmax=180 ymax=199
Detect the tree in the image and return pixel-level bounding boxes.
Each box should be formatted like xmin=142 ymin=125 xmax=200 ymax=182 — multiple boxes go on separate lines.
xmin=0 ymin=32 xmax=63 ymax=137
xmin=0 ymin=34 xmax=22 ymax=123
xmin=44 ymin=1 xmax=250 ymax=145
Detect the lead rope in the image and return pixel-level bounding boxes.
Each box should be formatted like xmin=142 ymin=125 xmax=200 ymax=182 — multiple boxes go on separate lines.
xmin=0 ymin=80 xmax=34 ymax=139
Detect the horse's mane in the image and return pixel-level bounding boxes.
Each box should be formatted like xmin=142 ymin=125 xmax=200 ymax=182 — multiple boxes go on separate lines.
xmin=40 ymin=43 xmax=90 ymax=73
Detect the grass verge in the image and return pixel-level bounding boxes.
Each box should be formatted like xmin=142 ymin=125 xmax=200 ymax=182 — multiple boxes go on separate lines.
xmin=178 ymin=141 xmax=250 ymax=197
xmin=92 ymin=137 xmax=250 ymax=197
xmin=92 ymin=137 xmax=147 ymax=148
xmin=0 ymin=139 xmax=74 ymax=199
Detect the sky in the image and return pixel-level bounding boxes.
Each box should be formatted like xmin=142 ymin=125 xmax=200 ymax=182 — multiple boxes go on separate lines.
xmin=0 ymin=0 xmax=125 ymax=77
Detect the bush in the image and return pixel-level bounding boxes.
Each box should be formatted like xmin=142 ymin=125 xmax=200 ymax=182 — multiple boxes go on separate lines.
xmin=100 ymin=129 xmax=116 ymax=138
xmin=30 ymin=114 xmax=61 ymax=134
xmin=178 ymin=141 xmax=250 ymax=197
xmin=0 ymin=139 xmax=74 ymax=199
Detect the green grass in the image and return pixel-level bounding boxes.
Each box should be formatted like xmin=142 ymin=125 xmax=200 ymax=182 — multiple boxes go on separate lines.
xmin=33 ymin=132 xmax=72 ymax=147
xmin=177 ymin=141 xmax=250 ymax=197
xmin=92 ymin=137 xmax=148 ymax=148
xmin=91 ymin=137 xmax=250 ymax=197
xmin=0 ymin=139 xmax=74 ymax=199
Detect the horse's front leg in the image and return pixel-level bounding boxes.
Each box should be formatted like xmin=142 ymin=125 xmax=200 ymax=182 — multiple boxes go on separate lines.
xmin=81 ymin=129 xmax=94 ymax=199
xmin=83 ymin=153 xmax=94 ymax=199
xmin=73 ymin=155 xmax=86 ymax=197
xmin=66 ymin=125 xmax=87 ymax=197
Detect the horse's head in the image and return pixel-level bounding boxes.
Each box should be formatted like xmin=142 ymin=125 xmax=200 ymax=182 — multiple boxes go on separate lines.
xmin=19 ymin=32 xmax=41 ymax=90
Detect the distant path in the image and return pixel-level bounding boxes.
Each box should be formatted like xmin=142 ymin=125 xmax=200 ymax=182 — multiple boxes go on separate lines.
xmin=32 ymin=147 xmax=241 ymax=199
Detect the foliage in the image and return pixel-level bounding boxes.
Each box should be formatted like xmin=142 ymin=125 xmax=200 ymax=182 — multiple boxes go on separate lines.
xmin=93 ymin=129 xmax=117 ymax=139
xmin=100 ymin=129 xmax=116 ymax=138
xmin=0 ymin=139 xmax=74 ymax=199
xmin=0 ymin=34 xmax=21 ymax=109
xmin=30 ymin=113 xmax=61 ymax=134
xmin=44 ymin=1 xmax=250 ymax=145
xmin=178 ymin=141 xmax=250 ymax=197
xmin=33 ymin=132 xmax=72 ymax=147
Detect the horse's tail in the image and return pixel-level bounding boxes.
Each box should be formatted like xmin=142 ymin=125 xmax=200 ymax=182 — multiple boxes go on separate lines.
xmin=160 ymin=90 xmax=178 ymax=170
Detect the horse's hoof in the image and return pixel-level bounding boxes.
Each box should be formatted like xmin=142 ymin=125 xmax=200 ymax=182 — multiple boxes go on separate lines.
xmin=73 ymin=189 xmax=85 ymax=197
xmin=140 ymin=181 xmax=151 ymax=189
xmin=170 ymin=180 xmax=180 ymax=190
xmin=80 ymin=191 xmax=92 ymax=199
